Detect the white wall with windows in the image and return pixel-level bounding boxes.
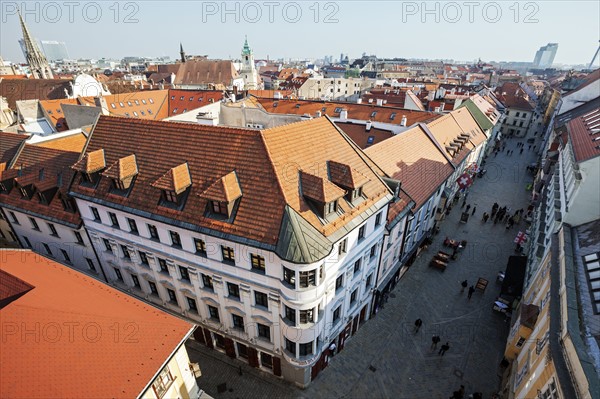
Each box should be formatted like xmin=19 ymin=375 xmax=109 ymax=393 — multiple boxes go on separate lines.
xmin=0 ymin=209 xmax=19 ymax=246
xmin=74 ymin=197 xmax=389 ymax=387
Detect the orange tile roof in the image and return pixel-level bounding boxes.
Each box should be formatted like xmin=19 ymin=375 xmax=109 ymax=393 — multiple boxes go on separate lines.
xmin=97 ymin=90 xmax=170 ymax=120
xmin=424 ymin=112 xmax=473 ymax=165
xmin=72 ymin=149 xmax=105 ymax=173
xmin=174 ymin=59 xmax=239 ymax=87
xmin=71 ymin=115 xmax=391 ymax=245
xmin=334 ymin=122 xmax=395 ymax=149
xmin=448 ymin=107 xmax=487 ymax=148
xmin=256 ymin=98 xmax=440 ymax=127
xmin=102 ymin=154 xmax=138 ymax=180
xmin=568 ymin=107 xmax=600 ymax=162
xmin=32 ymin=132 xmax=87 ymax=152
xmin=300 ymin=170 xmax=346 ymax=203
xmin=199 ymin=171 xmax=242 ymax=202
xmin=151 ymin=162 xmax=192 ymax=194
xmin=365 ymin=125 xmax=454 ymax=210
xmin=38 ymin=98 xmax=79 ymax=131
xmin=0 ymin=249 xmax=192 ymax=399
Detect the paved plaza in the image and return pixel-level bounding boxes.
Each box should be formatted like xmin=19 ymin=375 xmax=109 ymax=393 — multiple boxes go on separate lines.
xmin=187 ymin=122 xmax=543 ymax=399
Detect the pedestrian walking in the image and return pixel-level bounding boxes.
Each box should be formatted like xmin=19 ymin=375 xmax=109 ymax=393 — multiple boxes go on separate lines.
xmin=329 ymin=342 xmax=337 ymax=356
xmin=465 ymin=204 xmax=471 ymax=213
xmin=533 ymin=145 xmax=537 ymax=151
xmin=471 ymin=206 xmax=477 ymax=216
xmin=431 ymin=334 xmax=440 ymax=350
xmin=461 ymin=199 xmax=466 ymax=208
xmin=468 ymin=286 xmax=475 ymax=299
xmin=528 ymin=144 xmax=532 ymax=150
xmin=439 ymin=342 xmax=450 ymax=356
xmin=520 ymin=148 xmax=524 ymax=154
xmin=483 ymin=212 xmax=489 ymax=223
xmin=414 ymin=318 xmax=423 ymax=333
xmin=461 ymin=280 xmax=468 ymax=292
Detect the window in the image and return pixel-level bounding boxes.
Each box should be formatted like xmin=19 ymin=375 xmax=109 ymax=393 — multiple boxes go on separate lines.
xmin=108 ymin=212 xmax=119 ymax=228
xmin=251 ymin=254 xmax=265 ymax=273
xmin=335 ymin=275 xmax=344 ymax=291
xmin=300 ymin=308 xmax=314 ymax=324
xmin=516 ymin=337 xmax=526 ymax=348
xmin=375 ymin=212 xmax=382 ymax=226
xmin=61 ymin=197 xmax=76 ymax=213
xmin=121 ymin=245 xmax=131 ymax=259
xmin=299 ymin=269 xmax=317 ymax=288
xmin=90 ymin=207 xmax=100 ymax=221
xmin=255 ymin=291 xmax=268 ymax=308
xmin=152 ymin=365 xmax=174 ymax=399
xmin=23 ymin=236 xmax=31 ymax=247
xmin=283 ymin=266 xmax=295 ymax=287
xmin=370 ymin=244 xmax=377 ymax=259
xmin=353 ymin=259 xmax=361 ymax=274
xmin=237 ymin=342 xmax=248 ymax=359
xmin=285 ymin=338 xmax=296 ymax=357
xmin=221 ymin=246 xmax=235 ymax=264
xmin=114 ymin=268 xmax=123 ymax=281
xmin=48 ymin=223 xmax=58 ymax=237
xmin=74 ymin=231 xmax=84 ymax=244
xmin=8 ymin=212 xmax=18 ymax=224
xmin=167 ymin=288 xmax=178 ymax=304
xmin=29 ymin=217 xmax=39 ymax=231
xmin=194 ymin=238 xmax=207 ymax=255
xmin=131 ymin=274 xmax=141 ymax=288
xmin=103 ymin=238 xmax=113 ymax=253
xmin=366 ymin=273 xmax=373 ymax=288
xmin=285 ymin=305 xmax=296 ymax=325
xmin=148 ymin=224 xmax=159 ymax=240
xmin=158 ymin=258 xmax=169 ymax=275
xmin=338 ymin=238 xmax=347 ymax=255
xmin=326 ymin=200 xmax=338 ymax=216
xmin=227 ymin=283 xmax=240 ymax=299
xmin=149 ymin=98 xmax=154 ymax=104
xmin=211 ymin=200 xmax=229 ymax=216
xmin=169 ymin=231 xmax=181 ymax=247
xmin=127 ymin=101 xmax=132 ymax=106
xmin=214 ymin=333 xmax=226 ymax=349
xmin=60 ymin=249 xmax=71 ymax=263
xmin=350 ymin=288 xmax=358 ymax=304
xmin=390 ymin=112 xmax=396 ymax=120
xmin=202 ymin=274 xmax=213 ymax=291
xmin=208 ymin=305 xmax=220 ymax=321
xmin=187 ymin=297 xmax=198 ymax=313
xmin=232 ymin=314 xmax=244 ymax=330
xmin=300 ymin=341 xmax=313 ymax=356
xmin=358 ymin=225 xmax=365 ymax=240
xmin=333 ymin=305 xmax=341 ymax=323
xmin=179 ymin=266 xmax=190 ymax=282
xmin=257 ymin=323 xmax=271 ymax=340
xmin=127 ymin=218 xmax=138 ymax=234
xmin=139 ymin=251 xmax=149 ymax=266
xmin=370 ymin=111 xmax=377 ymax=117
xmin=260 ymin=352 xmax=273 ymax=369
xmin=86 ymin=258 xmax=96 ymax=272
xmin=149 ymin=281 xmax=159 ymax=296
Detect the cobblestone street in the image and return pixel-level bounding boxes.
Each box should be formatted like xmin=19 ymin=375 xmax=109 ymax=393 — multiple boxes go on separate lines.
xmin=186 ymin=124 xmax=542 ymax=399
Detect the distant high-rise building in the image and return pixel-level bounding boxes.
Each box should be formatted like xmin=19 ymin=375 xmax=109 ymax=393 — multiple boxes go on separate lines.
xmin=19 ymin=39 xmax=70 ymax=62
xmin=533 ymin=43 xmax=558 ymax=68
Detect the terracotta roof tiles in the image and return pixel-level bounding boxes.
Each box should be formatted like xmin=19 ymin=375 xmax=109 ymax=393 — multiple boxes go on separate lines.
xmin=568 ymin=107 xmax=600 ymax=162
xmin=72 ymin=149 xmax=105 ymax=173
xmin=328 ymin=160 xmax=370 ymax=189
xmin=151 ymin=162 xmax=192 ymax=194
xmin=102 ymin=154 xmax=138 ymax=180
xmin=0 ymin=132 xmax=28 ymax=167
xmin=199 ymin=171 xmax=242 ymax=202
xmin=300 ymin=170 xmax=346 ymax=203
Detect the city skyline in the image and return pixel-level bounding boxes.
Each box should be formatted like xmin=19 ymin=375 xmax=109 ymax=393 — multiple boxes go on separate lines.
xmin=1 ymin=1 xmax=599 ymax=66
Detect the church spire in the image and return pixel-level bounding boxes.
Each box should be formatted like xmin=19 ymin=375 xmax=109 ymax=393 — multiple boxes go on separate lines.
xmin=18 ymin=9 xmax=53 ymax=79
xmin=180 ymin=42 xmax=186 ymax=63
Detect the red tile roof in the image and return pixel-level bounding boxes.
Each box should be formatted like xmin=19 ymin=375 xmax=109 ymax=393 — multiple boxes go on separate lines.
xmin=174 ymin=59 xmax=239 ymax=88
xmin=568 ymin=107 xmax=600 ymax=162
xmin=199 ymin=171 xmax=242 ymax=202
xmin=256 ymin=98 xmax=440 ymax=127
xmin=494 ymin=82 xmax=534 ymax=111
xmin=71 ymin=116 xmax=391 ymax=244
xmin=335 ymin=122 xmax=395 ymax=149
xmin=0 ymin=249 xmax=192 ymax=399
xmin=167 ymin=89 xmax=224 ymax=116
xmin=365 ymin=125 xmax=454 ymax=210
xmin=0 ymin=132 xmax=28 ymax=170
xmin=0 ymin=78 xmax=71 ymax=108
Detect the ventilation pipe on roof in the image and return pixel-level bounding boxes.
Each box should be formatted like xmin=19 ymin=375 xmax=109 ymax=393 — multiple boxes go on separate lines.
xmin=366 ymin=120 xmax=372 ymax=131
xmin=340 ymin=109 xmax=348 ymax=121
xmin=376 ymin=99 xmax=383 ymax=106
xmin=400 ymin=115 xmax=407 ymax=127
xmin=368 ymin=98 xmax=373 ymax=103
xmin=356 ymin=98 xmax=362 ymax=104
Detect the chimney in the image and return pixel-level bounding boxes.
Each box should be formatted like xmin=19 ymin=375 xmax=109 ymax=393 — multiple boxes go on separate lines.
xmin=368 ymin=98 xmax=373 ymax=103
xmin=376 ymin=98 xmax=383 ymax=106
xmin=316 ymin=111 xmax=322 ymax=117
xmin=356 ymin=98 xmax=362 ymax=104
xmin=400 ymin=115 xmax=407 ymax=126
xmin=340 ymin=109 xmax=348 ymax=121
xmin=366 ymin=120 xmax=372 ymax=131
xmin=94 ymin=96 xmax=109 ymax=115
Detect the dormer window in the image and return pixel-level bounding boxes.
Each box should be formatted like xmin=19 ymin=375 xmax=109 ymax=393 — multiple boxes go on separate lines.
xmin=72 ymin=149 xmax=106 ymax=188
xmin=20 ymin=186 xmax=32 ymax=199
xmin=299 ymin=170 xmax=346 ymax=219
xmin=199 ymin=171 xmax=242 ymax=220
xmin=103 ymin=154 xmax=138 ymax=197
xmin=326 ymin=199 xmax=338 ymax=216
xmin=327 ymin=161 xmax=369 ymax=205
xmin=37 ymin=192 xmax=48 ymax=205
xmin=152 ymin=163 xmax=192 ymax=210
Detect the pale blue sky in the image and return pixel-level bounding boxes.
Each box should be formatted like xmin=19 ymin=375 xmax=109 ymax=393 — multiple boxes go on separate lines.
xmin=1 ymin=1 xmax=599 ymax=65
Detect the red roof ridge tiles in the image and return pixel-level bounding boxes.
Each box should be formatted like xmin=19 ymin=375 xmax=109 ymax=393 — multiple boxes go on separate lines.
xmin=199 ymin=170 xmax=242 ymax=202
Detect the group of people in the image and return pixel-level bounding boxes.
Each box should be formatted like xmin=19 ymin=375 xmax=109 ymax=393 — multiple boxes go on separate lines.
xmin=427 ymin=332 xmax=450 ymax=356
xmin=485 ymin=202 xmax=525 ymax=229
xmin=493 ymin=141 xmax=537 ymax=157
